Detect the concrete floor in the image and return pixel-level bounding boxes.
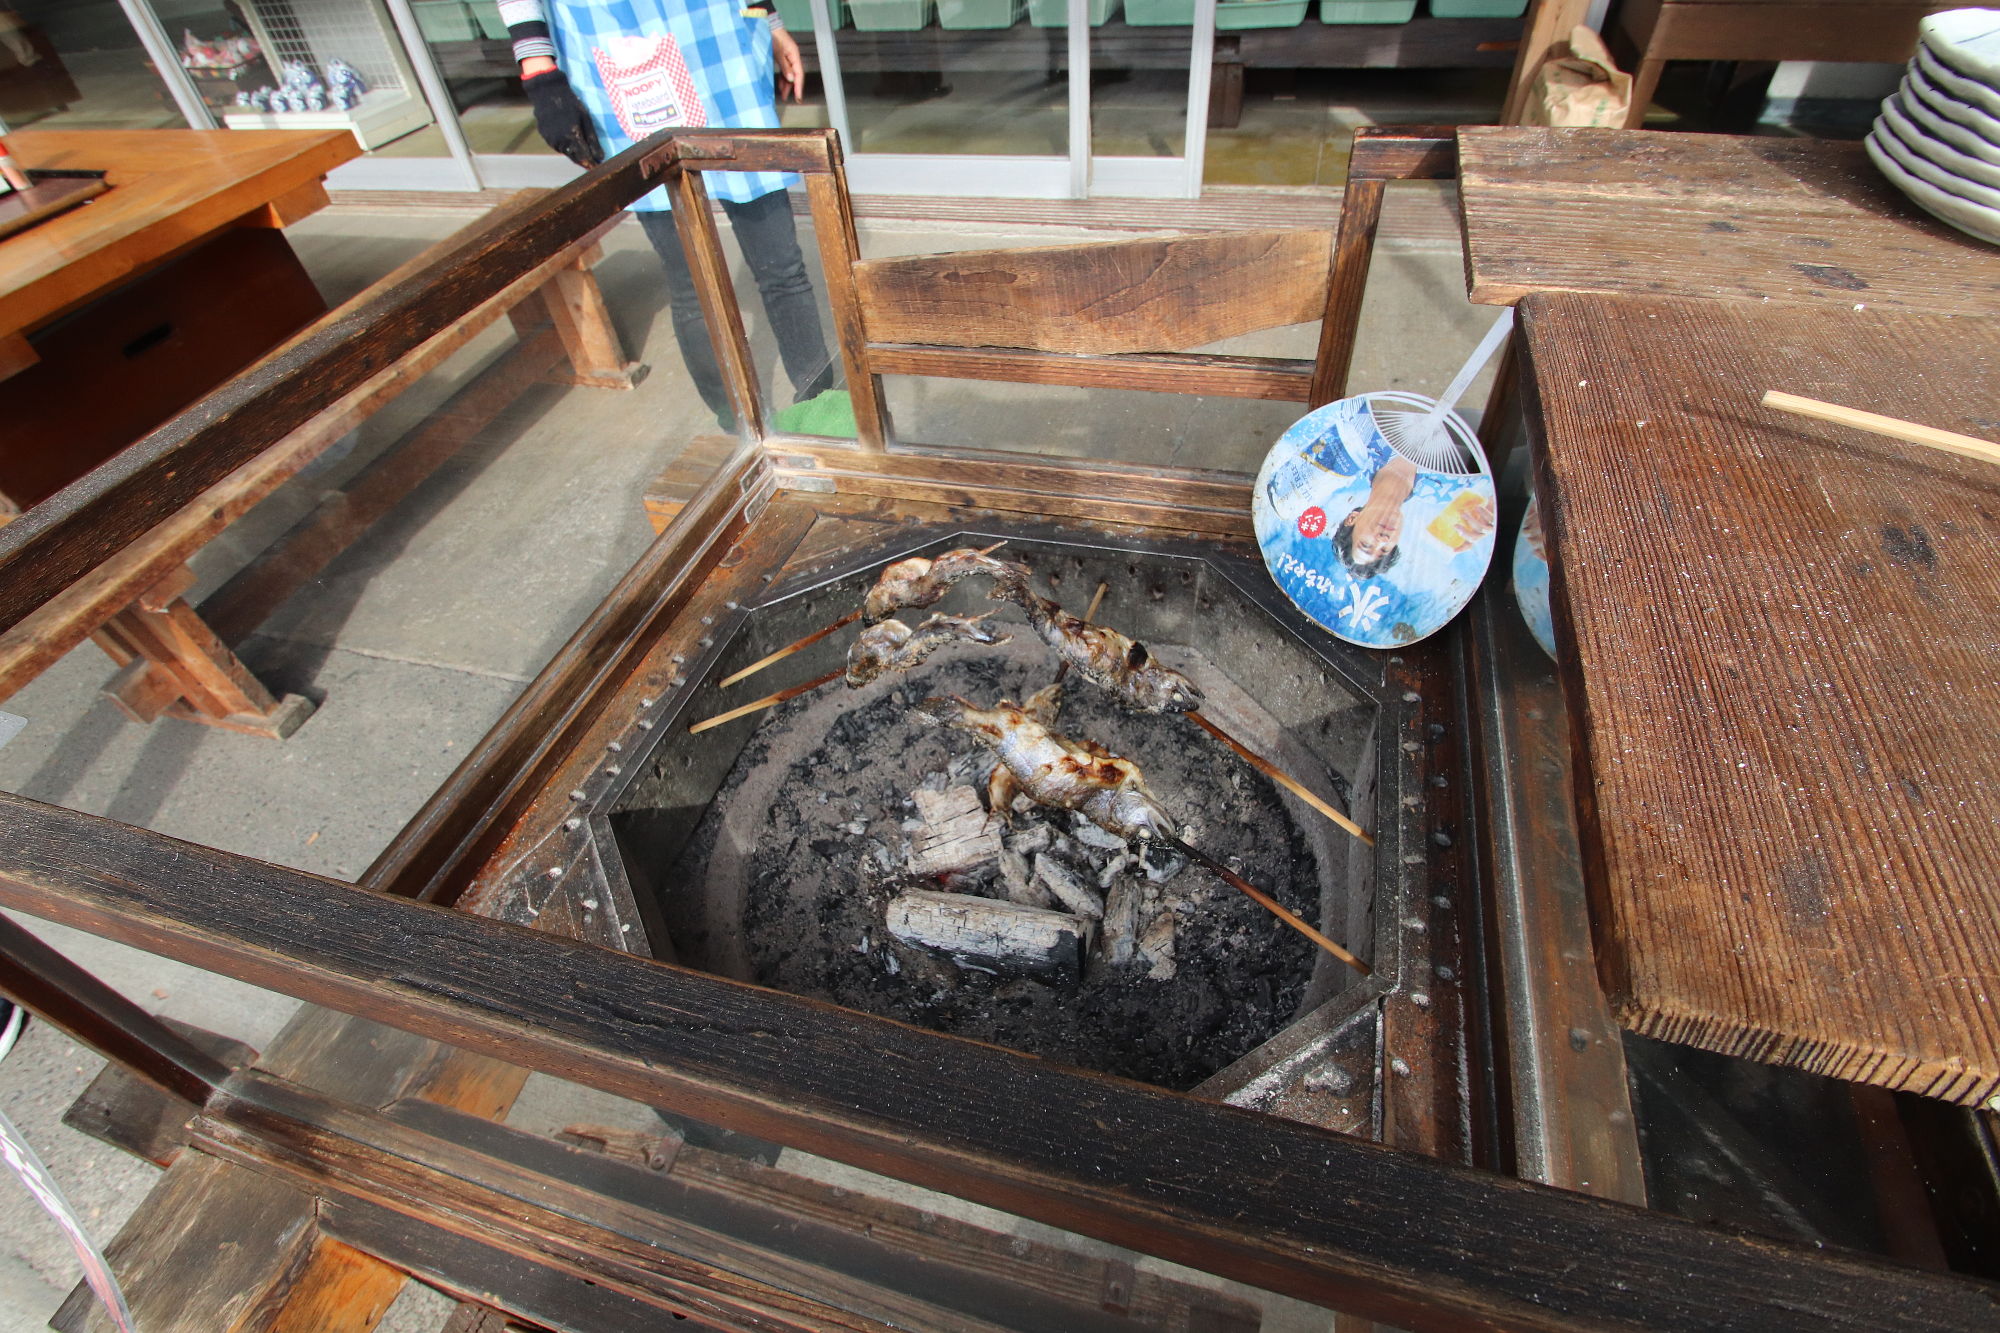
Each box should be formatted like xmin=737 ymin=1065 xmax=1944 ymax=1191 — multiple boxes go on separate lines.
xmin=0 ymin=195 xmax=1496 ymax=1332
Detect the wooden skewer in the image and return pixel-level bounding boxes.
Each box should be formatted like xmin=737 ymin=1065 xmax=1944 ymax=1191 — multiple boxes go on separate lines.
xmin=718 ymin=611 xmax=857 ymax=688
xmin=1762 ymin=391 xmax=2000 ymax=470
xmin=689 ymin=667 xmax=841 ymax=734
xmin=1186 ymin=710 xmax=1372 ymax=845
xmin=1162 ymin=833 xmax=1369 ymax=976
xmin=1050 ymin=581 xmax=1108 ymax=687
xmin=718 ymin=541 xmax=1011 ymax=689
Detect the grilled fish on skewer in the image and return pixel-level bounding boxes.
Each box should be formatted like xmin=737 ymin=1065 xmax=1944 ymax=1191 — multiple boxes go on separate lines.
xmin=988 ymin=573 xmax=1201 ymax=714
xmin=694 ymin=616 xmax=1010 ymax=732
xmin=916 ymin=695 xmax=1368 ymax=974
xmin=845 ymin=614 xmax=1009 ymax=686
xmin=914 ymin=696 xmax=1177 ymax=842
xmin=863 ymin=547 xmax=1029 ymax=625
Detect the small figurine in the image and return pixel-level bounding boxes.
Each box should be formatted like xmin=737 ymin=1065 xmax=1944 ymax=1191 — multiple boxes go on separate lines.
xmin=325 ymin=58 xmax=367 ymax=108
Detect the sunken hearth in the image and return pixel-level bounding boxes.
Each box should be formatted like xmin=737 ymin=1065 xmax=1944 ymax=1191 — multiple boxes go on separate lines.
xmin=613 ymin=536 xmax=1379 ymax=1094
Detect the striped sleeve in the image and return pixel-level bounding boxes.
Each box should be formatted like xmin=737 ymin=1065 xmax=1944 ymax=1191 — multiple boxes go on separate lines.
xmin=499 ymin=0 xmax=555 ymax=63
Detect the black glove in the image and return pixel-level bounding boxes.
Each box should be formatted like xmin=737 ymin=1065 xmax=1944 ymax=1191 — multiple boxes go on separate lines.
xmin=523 ymin=69 xmax=603 ymax=169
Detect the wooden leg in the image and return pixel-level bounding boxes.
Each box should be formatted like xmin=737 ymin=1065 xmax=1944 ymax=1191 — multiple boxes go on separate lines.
xmin=537 ymin=256 xmax=647 ymax=391
xmin=1209 ymin=57 xmax=1245 ymax=130
xmin=95 ymin=567 xmax=313 ymax=741
xmin=1626 ymin=57 xmax=1667 ymax=128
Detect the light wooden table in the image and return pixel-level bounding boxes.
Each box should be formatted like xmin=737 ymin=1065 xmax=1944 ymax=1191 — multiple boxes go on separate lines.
xmin=1456 ymin=126 xmax=2000 ymax=315
xmin=0 ymin=130 xmax=357 ymax=346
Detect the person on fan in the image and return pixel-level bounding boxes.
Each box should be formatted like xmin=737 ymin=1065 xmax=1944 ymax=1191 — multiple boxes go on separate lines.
xmin=500 ymin=0 xmax=835 ymax=427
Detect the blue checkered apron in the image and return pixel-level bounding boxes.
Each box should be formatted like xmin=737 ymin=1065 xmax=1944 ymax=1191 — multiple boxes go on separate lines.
xmin=529 ymin=0 xmax=794 ymax=209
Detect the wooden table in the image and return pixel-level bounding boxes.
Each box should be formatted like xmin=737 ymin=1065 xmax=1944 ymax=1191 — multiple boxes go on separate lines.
xmin=0 ymin=129 xmax=360 ymax=508
xmin=1457 ymin=128 xmax=2000 ymax=1104
xmin=1456 ymin=127 xmax=2000 ymax=316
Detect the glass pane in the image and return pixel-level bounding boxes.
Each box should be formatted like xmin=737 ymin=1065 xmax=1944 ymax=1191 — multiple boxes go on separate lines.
xmin=391 ymin=0 xmax=545 ymax=157
xmin=396 ymin=1 xmax=835 ymax=159
xmin=826 ymin=0 xmax=1067 ymax=157
xmin=1090 ymin=11 xmax=1189 ymax=160
xmin=169 ymin=0 xmax=436 ymax=151
xmin=1 ymin=1 xmax=181 ymax=130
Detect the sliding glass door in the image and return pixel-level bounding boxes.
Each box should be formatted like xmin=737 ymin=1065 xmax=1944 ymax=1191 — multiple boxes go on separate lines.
xmin=109 ymin=0 xmax=1215 ymax=199
xmin=816 ymin=0 xmax=1212 ymax=197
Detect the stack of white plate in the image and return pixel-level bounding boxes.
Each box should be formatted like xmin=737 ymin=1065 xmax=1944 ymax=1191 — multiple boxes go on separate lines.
xmin=1869 ymin=9 xmax=2000 ymax=245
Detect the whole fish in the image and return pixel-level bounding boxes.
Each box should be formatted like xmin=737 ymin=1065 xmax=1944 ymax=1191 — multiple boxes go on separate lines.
xmin=845 ymin=614 xmax=1008 ymax=686
xmin=915 ymin=696 xmax=1178 ymax=844
xmin=863 ymin=548 xmax=1029 ymax=624
xmin=989 ymin=571 xmax=1201 ymax=714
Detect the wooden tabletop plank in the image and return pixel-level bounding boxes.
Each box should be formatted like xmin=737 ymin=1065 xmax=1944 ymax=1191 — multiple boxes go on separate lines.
xmin=1457 ymin=128 xmax=2000 ymax=315
xmin=1521 ymin=290 xmax=2000 ymax=1105
xmin=0 ymin=129 xmax=359 ymax=337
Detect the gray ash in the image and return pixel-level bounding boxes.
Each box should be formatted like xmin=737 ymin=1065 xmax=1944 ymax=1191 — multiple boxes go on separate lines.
xmin=658 ymin=650 xmax=1321 ymax=1092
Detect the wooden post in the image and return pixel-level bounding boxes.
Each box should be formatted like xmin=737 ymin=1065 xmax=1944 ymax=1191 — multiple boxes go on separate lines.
xmin=804 ymin=167 xmax=893 ymax=451
xmin=0 ymin=912 xmax=230 ymax=1105
xmin=669 ymin=167 xmax=765 ymax=439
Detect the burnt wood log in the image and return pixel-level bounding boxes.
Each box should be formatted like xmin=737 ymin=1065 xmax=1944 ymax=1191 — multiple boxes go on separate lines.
xmin=0 ymin=791 xmax=1993 ymax=1333
xmin=885 ymin=891 xmax=1085 ymax=978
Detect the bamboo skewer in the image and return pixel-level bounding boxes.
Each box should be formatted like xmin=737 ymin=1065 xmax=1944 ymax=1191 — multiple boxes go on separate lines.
xmin=1762 ymin=391 xmax=2000 ymax=470
xmin=717 ymin=611 xmax=858 ymax=688
xmin=1049 ymin=581 xmax=1108 ymax=687
xmin=718 ymin=542 xmax=1011 ymax=689
xmin=1161 ymin=833 xmax=1370 ymax=976
xmin=689 ymin=668 xmax=841 ymax=734
xmin=1186 ymin=711 xmax=1371 ymax=846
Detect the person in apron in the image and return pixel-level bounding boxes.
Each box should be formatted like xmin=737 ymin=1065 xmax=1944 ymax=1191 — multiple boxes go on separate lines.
xmin=500 ymin=0 xmax=835 ymax=426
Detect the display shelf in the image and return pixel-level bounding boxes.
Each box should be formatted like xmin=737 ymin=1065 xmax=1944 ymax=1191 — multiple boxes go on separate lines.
xmin=221 ymin=87 xmax=432 ymax=150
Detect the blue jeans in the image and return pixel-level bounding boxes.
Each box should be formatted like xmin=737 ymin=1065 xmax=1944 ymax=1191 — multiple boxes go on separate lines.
xmin=637 ymin=190 xmax=835 ymax=423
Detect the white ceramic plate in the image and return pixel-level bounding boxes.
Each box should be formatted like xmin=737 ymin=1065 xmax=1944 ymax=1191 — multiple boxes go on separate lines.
xmin=1916 ymin=43 xmax=2000 ymax=122
xmin=1866 ymin=131 xmax=2000 ymax=245
xmin=1894 ymin=77 xmax=2000 ymax=168
xmin=1922 ymin=9 xmax=2000 ymax=86
xmin=1880 ymin=93 xmax=2000 ymax=191
xmin=1872 ymin=115 xmax=2000 ymax=211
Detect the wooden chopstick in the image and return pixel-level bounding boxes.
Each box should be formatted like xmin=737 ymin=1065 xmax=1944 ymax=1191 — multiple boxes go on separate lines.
xmin=1762 ymin=391 xmax=2000 ymax=470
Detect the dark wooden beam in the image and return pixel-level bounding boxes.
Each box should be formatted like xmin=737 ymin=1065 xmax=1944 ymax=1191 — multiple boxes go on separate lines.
xmin=196 ymin=1072 xmax=1257 ymax=1333
xmin=1312 ymin=126 xmax=1459 ymax=408
xmin=0 ymin=793 xmax=1992 ymax=1333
